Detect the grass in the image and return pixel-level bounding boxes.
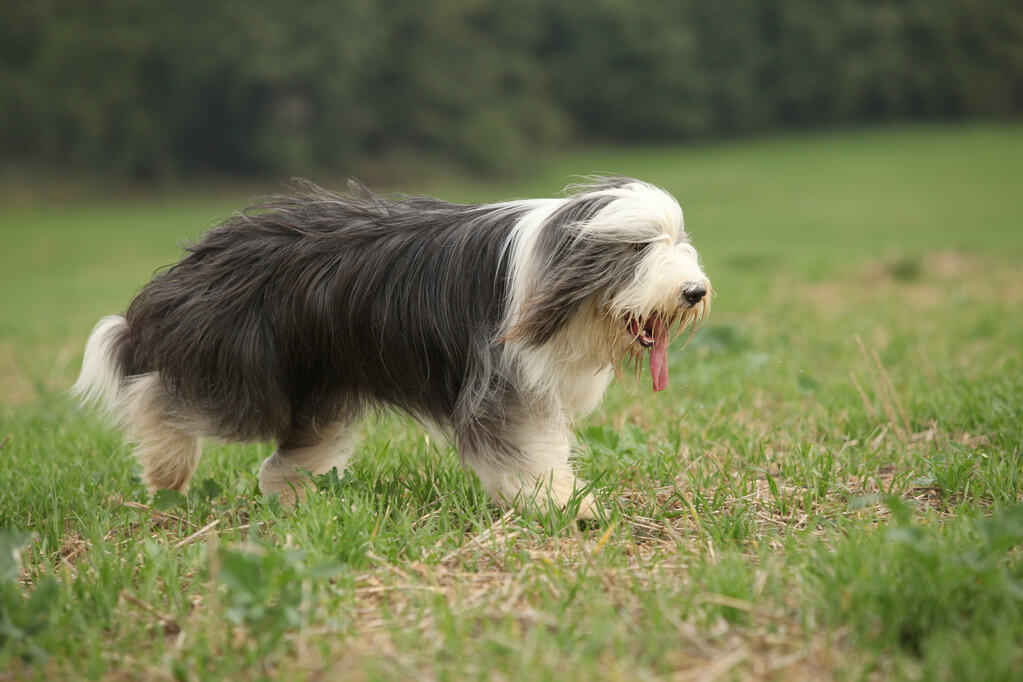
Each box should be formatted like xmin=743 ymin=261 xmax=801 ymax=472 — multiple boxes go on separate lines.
xmin=1 ymin=123 xmax=1022 ymax=680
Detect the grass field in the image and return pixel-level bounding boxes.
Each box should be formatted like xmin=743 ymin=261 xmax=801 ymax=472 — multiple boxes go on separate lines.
xmin=1 ymin=124 xmax=1022 ymax=680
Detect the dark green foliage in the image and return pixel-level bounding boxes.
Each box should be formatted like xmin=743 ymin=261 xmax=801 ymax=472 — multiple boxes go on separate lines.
xmin=216 ymin=543 xmax=342 ymax=652
xmin=2 ymin=0 xmax=1021 ymax=177
xmin=0 ymin=530 xmax=57 ymax=662
xmin=811 ymin=502 xmax=1023 ymax=675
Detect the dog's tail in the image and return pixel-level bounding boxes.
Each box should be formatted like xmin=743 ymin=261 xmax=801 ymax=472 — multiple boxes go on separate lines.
xmin=71 ymin=315 xmax=131 ymax=418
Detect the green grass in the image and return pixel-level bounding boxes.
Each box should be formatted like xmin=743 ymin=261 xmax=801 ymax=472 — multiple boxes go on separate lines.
xmin=2 ymin=123 xmax=1022 ymax=680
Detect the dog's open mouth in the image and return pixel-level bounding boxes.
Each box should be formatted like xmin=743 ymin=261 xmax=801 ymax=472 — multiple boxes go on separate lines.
xmin=627 ymin=317 xmax=655 ymax=347
xmin=626 ymin=314 xmax=670 ymax=392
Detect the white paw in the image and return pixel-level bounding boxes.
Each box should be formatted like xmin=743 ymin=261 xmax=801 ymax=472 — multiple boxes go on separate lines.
xmin=575 ymin=492 xmax=599 ymax=521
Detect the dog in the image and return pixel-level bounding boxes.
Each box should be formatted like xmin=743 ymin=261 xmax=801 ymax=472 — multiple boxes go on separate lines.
xmin=72 ymin=177 xmax=710 ymax=518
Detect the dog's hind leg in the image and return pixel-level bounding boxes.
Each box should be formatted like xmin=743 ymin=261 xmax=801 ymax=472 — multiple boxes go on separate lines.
xmin=459 ymin=413 xmax=598 ymax=520
xmin=120 ymin=375 xmax=203 ymax=493
xmin=259 ymin=421 xmax=355 ymax=505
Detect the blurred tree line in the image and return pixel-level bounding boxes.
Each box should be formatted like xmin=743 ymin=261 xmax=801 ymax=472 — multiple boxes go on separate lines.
xmin=2 ymin=0 xmax=1021 ymax=178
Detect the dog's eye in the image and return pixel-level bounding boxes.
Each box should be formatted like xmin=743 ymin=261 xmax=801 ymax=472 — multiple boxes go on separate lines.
xmin=631 ymin=242 xmax=647 ymax=252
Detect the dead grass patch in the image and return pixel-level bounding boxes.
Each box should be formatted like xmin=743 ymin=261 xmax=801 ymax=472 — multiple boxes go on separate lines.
xmin=795 ymin=249 xmax=1023 ymax=316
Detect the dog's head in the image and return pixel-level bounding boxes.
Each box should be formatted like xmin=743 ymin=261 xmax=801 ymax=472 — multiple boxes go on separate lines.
xmin=505 ymin=177 xmax=711 ymax=392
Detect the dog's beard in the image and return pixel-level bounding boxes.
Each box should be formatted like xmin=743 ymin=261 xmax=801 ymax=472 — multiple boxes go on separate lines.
xmin=618 ymin=297 xmax=710 ymax=391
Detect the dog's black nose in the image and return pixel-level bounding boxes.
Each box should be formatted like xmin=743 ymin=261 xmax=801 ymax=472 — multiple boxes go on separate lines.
xmin=681 ymin=282 xmax=707 ymax=305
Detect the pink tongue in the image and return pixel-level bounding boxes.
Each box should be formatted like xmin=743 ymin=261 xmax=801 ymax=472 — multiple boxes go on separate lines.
xmin=649 ymin=317 xmax=669 ymax=392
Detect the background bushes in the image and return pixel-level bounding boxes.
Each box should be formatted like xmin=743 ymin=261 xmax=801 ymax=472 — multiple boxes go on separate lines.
xmin=1 ymin=0 xmax=1020 ymax=177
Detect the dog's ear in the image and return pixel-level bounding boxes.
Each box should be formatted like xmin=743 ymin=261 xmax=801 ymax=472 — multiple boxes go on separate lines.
xmin=504 ymin=194 xmax=636 ymax=346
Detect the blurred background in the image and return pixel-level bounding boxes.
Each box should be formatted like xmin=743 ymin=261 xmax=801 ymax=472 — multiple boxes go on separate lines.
xmin=2 ymin=0 xmax=1021 ymax=184
xmin=1 ymin=0 xmax=1022 ymax=399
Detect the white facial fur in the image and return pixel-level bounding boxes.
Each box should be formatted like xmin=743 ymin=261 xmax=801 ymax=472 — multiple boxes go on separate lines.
xmin=501 ymin=179 xmax=710 ymax=412
xmin=579 ymin=181 xmax=710 ymax=320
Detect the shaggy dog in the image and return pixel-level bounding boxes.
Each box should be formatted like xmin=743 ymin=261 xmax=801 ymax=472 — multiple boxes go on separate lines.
xmin=73 ymin=177 xmax=710 ymax=518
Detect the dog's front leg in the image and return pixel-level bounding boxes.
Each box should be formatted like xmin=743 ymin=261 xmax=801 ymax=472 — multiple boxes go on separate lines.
xmin=459 ymin=414 xmax=598 ymax=520
xmin=258 ymin=420 xmax=356 ymax=505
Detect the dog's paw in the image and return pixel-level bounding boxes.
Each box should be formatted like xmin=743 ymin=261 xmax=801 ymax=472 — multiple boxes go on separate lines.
xmin=575 ymin=492 xmax=600 ymax=521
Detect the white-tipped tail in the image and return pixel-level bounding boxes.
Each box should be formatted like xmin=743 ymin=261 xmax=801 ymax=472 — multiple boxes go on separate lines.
xmin=71 ymin=315 xmax=129 ymax=417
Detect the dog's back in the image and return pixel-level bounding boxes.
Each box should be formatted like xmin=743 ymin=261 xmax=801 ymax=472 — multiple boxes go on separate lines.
xmin=76 ymin=185 xmax=530 ymax=446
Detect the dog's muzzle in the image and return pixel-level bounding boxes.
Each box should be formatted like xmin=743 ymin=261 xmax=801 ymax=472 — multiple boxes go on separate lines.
xmin=624 ymin=279 xmax=710 ymax=394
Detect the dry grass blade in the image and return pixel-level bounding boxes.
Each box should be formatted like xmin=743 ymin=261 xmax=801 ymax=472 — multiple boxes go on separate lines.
xmin=672 ymin=647 xmax=748 ymax=682
xmin=869 ymin=346 xmax=912 ymax=436
xmin=119 ymin=590 xmax=181 ymax=635
xmin=848 ymin=370 xmax=878 ymax=422
xmin=853 ymin=333 xmax=909 ymax=440
xmin=121 ymin=500 xmax=198 ymax=529
xmin=440 ymin=510 xmax=517 ymax=564
xmin=694 ymin=592 xmax=755 ymax=612
xmin=590 ymin=521 xmax=617 ymax=555
xmin=173 ymin=519 xmax=221 ymax=548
